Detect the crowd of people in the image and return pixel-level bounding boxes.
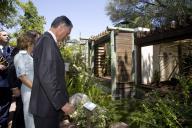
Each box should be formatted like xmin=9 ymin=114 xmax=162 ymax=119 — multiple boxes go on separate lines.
xmin=0 ymin=15 xmax=75 ymax=128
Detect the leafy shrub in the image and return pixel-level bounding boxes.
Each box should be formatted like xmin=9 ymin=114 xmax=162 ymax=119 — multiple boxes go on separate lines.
xmin=128 ymin=77 xmax=192 ymax=128
xmin=60 ymin=45 xmax=115 ymax=127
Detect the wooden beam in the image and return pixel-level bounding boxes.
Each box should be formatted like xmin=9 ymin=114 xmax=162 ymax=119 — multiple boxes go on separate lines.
xmin=135 ymin=25 xmax=192 ymax=47
xmin=79 ymin=37 xmax=90 ymax=40
xmin=94 ymin=34 xmax=110 ymax=45
xmin=107 ymin=26 xmax=135 ymax=32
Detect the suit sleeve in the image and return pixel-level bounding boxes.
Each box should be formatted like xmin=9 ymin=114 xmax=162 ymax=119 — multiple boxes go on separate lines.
xmin=38 ymin=37 xmax=68 ymax=110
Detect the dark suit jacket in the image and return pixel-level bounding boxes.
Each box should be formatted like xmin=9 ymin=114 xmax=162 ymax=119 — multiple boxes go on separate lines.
xmin=0 ymin=45 xmax=13 ymax=88
xmin=29 ymin=32 xmax=69 ymax=117
xmin=7 ymin=47 xmax=22 ymax=89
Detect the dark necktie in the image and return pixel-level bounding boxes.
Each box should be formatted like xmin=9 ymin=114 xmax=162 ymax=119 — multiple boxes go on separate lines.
xmin=2 ymin=46 xmax=6 ymax=58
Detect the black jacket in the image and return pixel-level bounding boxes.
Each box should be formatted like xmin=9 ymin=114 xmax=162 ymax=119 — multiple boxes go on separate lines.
xmin=7 ymin=47 xmax=22 ymax=89
xmin=29 ymin=32 xmax=69 ymax=117
xmin=0 ymin=45 xmax=13 ymax=87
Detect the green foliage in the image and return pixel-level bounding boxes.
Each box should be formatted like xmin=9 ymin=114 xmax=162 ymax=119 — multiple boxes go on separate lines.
xmin=178 ymin=76 xmax=192 ymax=104
xmin=128 ymin=77 xmax=192 ymax=128
xmin=71 ymin=104 xmax=109 ymax=128
xmin=61 ymin=44 xmax=111 ymax=101
xmin=17 ymin=0 xmax=45 ymax=34
xmin=106 ymin=0 xmax=148 ymax=27
xmin=9 ymin=40 xmax=16 ymax=47
xmin=60 ymin=46 xmax=73 ymax=62
xmin=106 ymin=98 xmax=136 ymax=123
xmin=60 ymin=44 xmax=117 ymax=127
xmin=105 ymin=0 xmax=192 ymax=28
xmin=129 ymin=92 xmax=181 ymax=128
xmin=60 ymin=44 xmax=85 ymax=67
xmin=60 ymin=44 xmax=192 ymax=128
xmin=0 ymin=0 xmax=18 ymax=28
xmin=61 ymin=44 xmax=87 ymax=95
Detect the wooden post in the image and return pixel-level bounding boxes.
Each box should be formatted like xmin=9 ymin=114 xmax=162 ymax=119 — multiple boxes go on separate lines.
xmin=90 ymin=40 xmax=95 ymax=75
xmin=135 ymin=44 xmax=141 ymax=85
xmin=131 ymin=33 xmax=135 ymax=81
xmin=131 ymin=33 xmax=136 ymax=97
xmin=110 ymin=30 xmax=117 ymax=99
xmin=84 ymin=40 xmax=89 ymax=69
xmin=80 ymin=37 xmax=93 ymax=73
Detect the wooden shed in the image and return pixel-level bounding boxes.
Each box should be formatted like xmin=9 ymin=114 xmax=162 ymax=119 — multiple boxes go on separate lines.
xmin=82 ymin=23 xmax=192 ymax=98
xmin=82 ymin=27 xmax=136 ymax=98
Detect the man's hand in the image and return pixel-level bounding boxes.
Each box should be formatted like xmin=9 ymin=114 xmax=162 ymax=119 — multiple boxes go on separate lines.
xmin=0 ymin=64 xmax=6 ymax=71
xmin=61 ymin=103 xmax=75 ymax=115
xmin=11 ymin=87 xmax=21 ymax=97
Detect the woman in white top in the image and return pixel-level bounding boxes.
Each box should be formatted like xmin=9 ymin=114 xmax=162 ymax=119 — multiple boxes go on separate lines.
xmin=14 ymin=31 xmax=40 ymax=128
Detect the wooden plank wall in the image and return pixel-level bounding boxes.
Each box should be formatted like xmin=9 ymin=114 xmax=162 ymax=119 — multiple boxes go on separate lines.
xmin=94 ymin=43 xmax=105 ymax=77
xmin=115 ymin=32 xmax=133 ymax=98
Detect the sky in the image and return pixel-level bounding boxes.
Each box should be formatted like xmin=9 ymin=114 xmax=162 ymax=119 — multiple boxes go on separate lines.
xmin=29 ymin=0 xmax=113 ymax=39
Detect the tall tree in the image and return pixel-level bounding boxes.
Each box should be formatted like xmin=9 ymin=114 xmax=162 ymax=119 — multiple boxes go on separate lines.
xmin=0 ymin=0 xmax=18 ymax=29
xmin=17 ymin=0 xmax=46 ymax=34
xmin=105 ymin=0 xmax=192 ymax=28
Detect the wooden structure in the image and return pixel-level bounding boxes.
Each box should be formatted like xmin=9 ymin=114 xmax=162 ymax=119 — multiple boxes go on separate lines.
xmin=135 ymin=24 xmax=192 ymax=85
xmin=82 ymin=21 xmax=192 ymax=98
xmin=83 ymin=27 xmax=135 ymax=98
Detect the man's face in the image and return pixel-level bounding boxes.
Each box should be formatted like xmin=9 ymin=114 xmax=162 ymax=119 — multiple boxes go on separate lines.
xmin=0 ymin=31 xmax=9 ymax=44
xmin=57 ymin=24 xmax=72 ymax=42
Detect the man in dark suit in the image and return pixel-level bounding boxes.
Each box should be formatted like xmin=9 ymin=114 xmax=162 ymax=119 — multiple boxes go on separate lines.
xmin=0 ymin=30 xmax=13 ymax=128
xmin=29 ymin=16 xmax=75 ymax=128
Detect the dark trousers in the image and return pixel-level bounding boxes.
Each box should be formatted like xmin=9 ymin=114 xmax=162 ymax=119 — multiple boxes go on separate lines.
xmin=34 ymin=115 xmax=59 ymax=128
xmin=11 ymin=97 xmax=25 ymax=128
xmin=0 ymin=88 xmax=11 ymax=128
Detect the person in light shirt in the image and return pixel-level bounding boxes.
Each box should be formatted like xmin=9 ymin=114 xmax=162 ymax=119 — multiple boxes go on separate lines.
xmin=14 ymin=31 xmax=40 ymax=128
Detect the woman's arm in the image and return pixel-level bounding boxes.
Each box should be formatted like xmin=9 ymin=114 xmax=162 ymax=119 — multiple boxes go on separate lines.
xmin=19 ymin=75 xmax=32 ymax=89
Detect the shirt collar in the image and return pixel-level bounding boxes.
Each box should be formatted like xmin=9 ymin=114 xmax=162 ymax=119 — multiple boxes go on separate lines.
xmin=19 ymin=50 xmax=27 ymax=54
xmin=0 ymin=45 xmax=3 ymax=50
xmin=0 ymin=45 xmax=3 ymax=53
xmin=48 ymin=30 xmax=57 ymax=43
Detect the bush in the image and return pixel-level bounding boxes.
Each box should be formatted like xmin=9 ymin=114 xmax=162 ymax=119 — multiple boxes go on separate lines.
xmin=128 ymin=77 xmax=192 ymax=128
